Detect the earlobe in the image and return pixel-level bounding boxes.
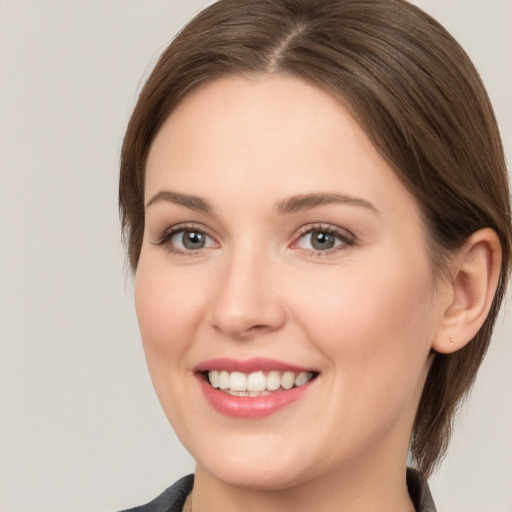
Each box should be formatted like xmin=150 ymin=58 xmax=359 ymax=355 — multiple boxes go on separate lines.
xmin=432 ymin=228 xmax=502 ymax=354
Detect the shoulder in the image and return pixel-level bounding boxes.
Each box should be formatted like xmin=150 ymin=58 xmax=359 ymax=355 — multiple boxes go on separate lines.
xmin=118 ymin=474 xmax=194 ymax=512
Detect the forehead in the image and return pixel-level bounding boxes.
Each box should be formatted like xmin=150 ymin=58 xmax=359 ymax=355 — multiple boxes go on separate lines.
xmin=145 ymin=75 xmax=419 ymax=220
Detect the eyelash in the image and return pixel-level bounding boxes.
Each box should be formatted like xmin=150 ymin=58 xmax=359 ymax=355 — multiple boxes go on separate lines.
xmin=153 ymin=223 xmax=355 ymax=257
xmin=153 ymin=223 xmax=217 ymax=256
xmin=292 ymin=224 xmax=355 ymax=257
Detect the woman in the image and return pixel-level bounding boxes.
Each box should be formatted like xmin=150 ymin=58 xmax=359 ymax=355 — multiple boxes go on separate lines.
xmin=119 ymin=1 xmax=511 ymax=511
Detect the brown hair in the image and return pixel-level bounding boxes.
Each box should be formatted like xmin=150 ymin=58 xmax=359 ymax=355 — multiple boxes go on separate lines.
xmin=119 ymin=0 xmax=512 ymax=478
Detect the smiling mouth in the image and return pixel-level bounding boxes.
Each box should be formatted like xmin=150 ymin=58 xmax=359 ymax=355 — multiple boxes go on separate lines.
xmin=204 ymin=370 xmax=317 ymax=397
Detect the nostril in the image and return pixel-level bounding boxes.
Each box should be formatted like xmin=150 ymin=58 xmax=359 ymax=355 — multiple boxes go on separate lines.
xmin=249 ymin=325 xmax=267 ymax=331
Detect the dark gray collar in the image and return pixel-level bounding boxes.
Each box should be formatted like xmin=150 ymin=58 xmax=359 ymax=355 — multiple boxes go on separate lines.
xmin=407 ymin=468 xmax=437 ymax=512
xmin=120 ymin=470 xmax=437 ymax=512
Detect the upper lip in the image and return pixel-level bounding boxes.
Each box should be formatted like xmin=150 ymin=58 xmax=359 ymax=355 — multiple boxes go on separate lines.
xmin=194 ymin=357 xmax=316 ymax=374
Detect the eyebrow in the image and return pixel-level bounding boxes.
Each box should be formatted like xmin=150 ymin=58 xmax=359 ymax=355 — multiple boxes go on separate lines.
xmin=145 ymin=190 xmax=379 ymax=215
xmin=145 ymin=190 xmax=212 ymax=212
xmin=276 ymin=193 xmax=379 ymax=215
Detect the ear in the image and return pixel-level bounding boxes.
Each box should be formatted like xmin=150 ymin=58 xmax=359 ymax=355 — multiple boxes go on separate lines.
xmin=432 ymin=228 xmax=502 ymax=354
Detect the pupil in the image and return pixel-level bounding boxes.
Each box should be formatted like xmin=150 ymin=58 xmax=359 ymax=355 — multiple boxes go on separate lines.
xmin=183 ymin=231 xmax=205 ymax=250
xmin=311 ymin=231 xmax=335 ymax=250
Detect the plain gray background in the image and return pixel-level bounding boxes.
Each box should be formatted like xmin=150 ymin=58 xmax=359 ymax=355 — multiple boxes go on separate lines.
xmin=0 ymin=1 xmax=510 ymax=511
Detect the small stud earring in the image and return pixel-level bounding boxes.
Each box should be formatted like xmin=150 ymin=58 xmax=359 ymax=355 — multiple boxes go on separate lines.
xmin=449 ymin=335 xmax=455 ymax=345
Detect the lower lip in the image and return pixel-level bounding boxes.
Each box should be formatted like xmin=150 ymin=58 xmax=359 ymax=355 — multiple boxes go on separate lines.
xmin=197 ymin=376 xmax=315 ymax=419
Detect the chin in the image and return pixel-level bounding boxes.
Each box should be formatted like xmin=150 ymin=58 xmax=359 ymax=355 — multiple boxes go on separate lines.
xmin=184 ymin=431 xmax=326 ymax=492
xmin=201 ymin=457 xmax=312 ymax=492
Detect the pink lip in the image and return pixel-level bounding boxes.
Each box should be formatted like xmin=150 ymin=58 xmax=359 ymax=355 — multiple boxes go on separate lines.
xmin=194 ymin=358 xmax=318 ymax=419
xmin=197 ymin=377 xmax=315 ymax=418
xmin=195 ymin=357 xmax=313 ymax=373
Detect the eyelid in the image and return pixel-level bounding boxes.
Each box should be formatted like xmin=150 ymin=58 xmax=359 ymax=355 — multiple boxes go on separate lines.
xmin=290 ymin=223 xmax=356 ymax=253
xmin=152 ymin=222 xmax=219 ymax=254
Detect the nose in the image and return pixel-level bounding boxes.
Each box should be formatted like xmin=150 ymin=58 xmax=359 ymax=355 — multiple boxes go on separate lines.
xmin=207 ymin=247 xmax=286 ymax=340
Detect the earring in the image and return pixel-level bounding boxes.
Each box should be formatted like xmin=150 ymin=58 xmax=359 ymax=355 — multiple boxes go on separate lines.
xmin=449 ymin=335 xmax=455 ymax=345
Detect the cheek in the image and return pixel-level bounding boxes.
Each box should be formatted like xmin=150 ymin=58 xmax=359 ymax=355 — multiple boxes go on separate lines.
xmin=133 ymin=255 xmax=219 ymax=431
xmin=294 ymin=265 xmax=436 ymax=447
xmin=134 ymin=257 xmax=209 ymax=366
xmin=290 ymin=256 xmax=436 ymax=399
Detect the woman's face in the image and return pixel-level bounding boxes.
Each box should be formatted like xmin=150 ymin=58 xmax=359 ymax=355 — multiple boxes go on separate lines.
xmin=136 ymin=76 xmax=446 ymax=489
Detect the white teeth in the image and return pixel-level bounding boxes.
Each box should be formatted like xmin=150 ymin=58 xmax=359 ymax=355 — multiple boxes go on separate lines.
xmin=246 ymin=371 xmax=266 ymax=391
xmin=295 ymin=372 xmax=311 ymax=387
xmin=229 ymin=371 xmax=247 ymax=391
xmin=227 ymin=390 xmax=272 ymax=397
xmin=219 ymin=370 xmax=230 ymax=390
xmin=266 ymin=371 xmax=281 ymax=391
xmin=209 ymin=370 xmax=219 ymax=388
xmin=281 ymin=371 xmax=295 ymax=390
xmin=227 ymin=390 xmax=247 ymax=396
xmin=207 ymin=369 xmax=314 ymax=394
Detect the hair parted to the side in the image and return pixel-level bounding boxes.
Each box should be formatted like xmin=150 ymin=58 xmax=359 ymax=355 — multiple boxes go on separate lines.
xmin=119 ymin=0 xmax=512 ymax=478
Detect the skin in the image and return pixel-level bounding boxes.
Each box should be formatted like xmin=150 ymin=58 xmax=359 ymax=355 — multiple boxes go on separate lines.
xmin=135 ymin=75 xmax=468 ymax=512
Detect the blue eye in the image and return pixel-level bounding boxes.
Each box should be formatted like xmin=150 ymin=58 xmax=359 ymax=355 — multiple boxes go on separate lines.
xmin=295 ymin=228 xmax=352 ymax=252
